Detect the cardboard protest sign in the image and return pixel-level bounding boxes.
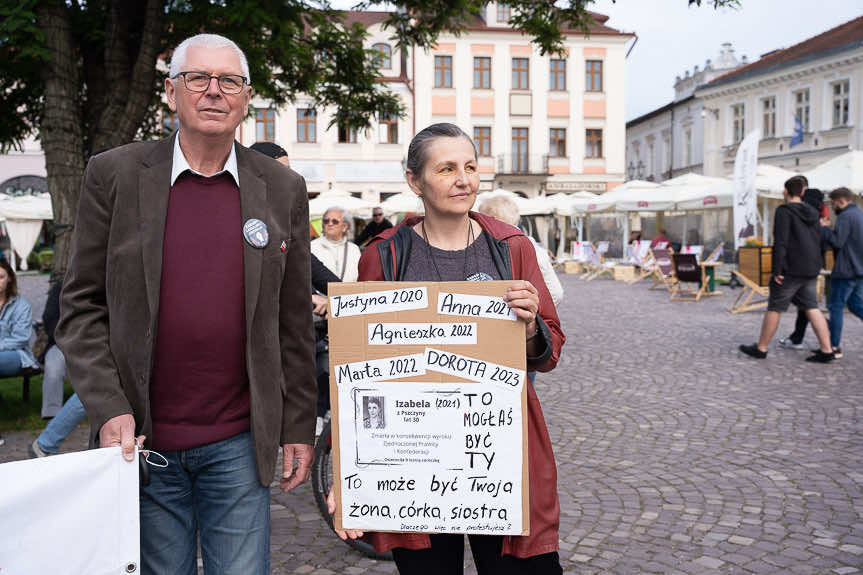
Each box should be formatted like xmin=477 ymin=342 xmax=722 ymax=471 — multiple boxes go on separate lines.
xmin=328 ymin=281 xmax=529 ymax=536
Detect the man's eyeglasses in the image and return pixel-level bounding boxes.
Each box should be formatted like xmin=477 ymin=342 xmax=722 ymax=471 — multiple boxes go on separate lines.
xmin=172 ymin=71 xmax=248 ymax=95
xmin=322 ymin=218 xmax=342 ymax=225
xmin=373 ymin=212 xmax=383 ymax=217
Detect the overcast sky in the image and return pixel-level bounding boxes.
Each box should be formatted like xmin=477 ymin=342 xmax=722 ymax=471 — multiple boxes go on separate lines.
xmin=329 ymin=0 xmax=863 ymax=121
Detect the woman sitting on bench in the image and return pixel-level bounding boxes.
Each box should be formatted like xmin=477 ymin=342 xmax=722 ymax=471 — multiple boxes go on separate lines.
xmin=0 ymin=259 xmax=38 ymax=377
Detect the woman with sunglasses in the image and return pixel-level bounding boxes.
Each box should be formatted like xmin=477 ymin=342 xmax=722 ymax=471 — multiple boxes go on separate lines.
xmin=311 ymin=206 xmax=361 ymax=283
xmin=329 ymin=123 xmax=565 ymax=574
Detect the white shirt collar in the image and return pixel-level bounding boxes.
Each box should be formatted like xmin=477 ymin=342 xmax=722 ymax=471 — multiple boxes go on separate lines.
xmin=170 ymin=133 xmax=240 ymax=186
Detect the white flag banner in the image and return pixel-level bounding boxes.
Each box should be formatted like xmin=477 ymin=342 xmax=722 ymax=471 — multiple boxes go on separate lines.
xmin=733 ymin=129 xmax=761 ymax=250
xmin=0 ymin=447 xmax=140 ymax=575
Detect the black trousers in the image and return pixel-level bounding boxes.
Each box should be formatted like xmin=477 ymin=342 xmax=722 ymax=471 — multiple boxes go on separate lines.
xmin=392 ymin=534 xmax=562 ymax=575
xmin=789 ymin=307 xmax=809 ymax=344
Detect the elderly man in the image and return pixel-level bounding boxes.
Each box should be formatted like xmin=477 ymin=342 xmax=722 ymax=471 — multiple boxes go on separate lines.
xmin=56 ymin=34 xmax=316 ymax=574
xmin=311 ymin=206 xmax=361 ymax=282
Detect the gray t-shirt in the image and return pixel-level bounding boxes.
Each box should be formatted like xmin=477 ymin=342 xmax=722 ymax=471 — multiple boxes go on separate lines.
xmin=403 ymin=227 xmax=502 ymax=282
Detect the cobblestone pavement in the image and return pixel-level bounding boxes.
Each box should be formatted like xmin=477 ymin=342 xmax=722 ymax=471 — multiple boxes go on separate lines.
xmin=3 ymin=273 xmax=863 ymax=574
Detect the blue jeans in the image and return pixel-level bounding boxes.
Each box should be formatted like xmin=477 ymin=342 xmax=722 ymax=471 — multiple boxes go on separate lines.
xmin=41 ymin=345 xmax=67 ymax=418
xmin=828 ymin=277 xmax=863 ymax=347
xmin=140 ymin=431 xmax=270 ymax=575
xmin=0 ymin=350 xmax=21 ymax=377
xmin=36 ymin=392 xmax=87 ymax=453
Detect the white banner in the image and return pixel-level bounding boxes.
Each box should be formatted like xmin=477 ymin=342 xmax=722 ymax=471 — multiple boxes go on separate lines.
xmin=733 ymin=129 xmax=761 ymax=250
xmin=0 ymin=447 xmax=140 ymax=575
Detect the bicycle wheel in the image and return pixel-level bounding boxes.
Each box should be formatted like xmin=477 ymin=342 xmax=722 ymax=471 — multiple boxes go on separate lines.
xmin=311 ymin=420 xmax=393 ymax=561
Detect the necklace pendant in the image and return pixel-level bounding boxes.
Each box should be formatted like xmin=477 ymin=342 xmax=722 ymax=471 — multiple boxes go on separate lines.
xmin=466 ymin=272 xmax=494 ymax=282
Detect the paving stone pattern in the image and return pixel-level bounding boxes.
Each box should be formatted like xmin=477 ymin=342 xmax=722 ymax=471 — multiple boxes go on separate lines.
xmin=2 ymin=273 xmax=862 ymax=574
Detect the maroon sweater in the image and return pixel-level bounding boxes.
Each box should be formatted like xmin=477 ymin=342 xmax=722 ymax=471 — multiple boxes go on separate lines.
xmin=150 ymin=171 xmax=250 ymax=450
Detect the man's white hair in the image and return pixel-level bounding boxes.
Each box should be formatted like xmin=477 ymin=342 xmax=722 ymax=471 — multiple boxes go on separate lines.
xmin=169 ymin=34 xmax=251 ymax=83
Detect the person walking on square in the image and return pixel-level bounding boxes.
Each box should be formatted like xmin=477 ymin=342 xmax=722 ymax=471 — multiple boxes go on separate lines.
xmin=739 ymin=175 xmax=834 ymax=362
xmin=56 ymin=33 xmax=316 ymax=574
xmin=778 ymin=186 xmax=828 ymax=350
xmin=821 ymin=187 xmax=863 ymax=358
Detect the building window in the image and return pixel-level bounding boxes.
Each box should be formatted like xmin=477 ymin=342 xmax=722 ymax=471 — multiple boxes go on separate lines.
xmin=549 ymin=59 xmax=566 ymax=91
xmin=512 ymin=128 xmax=528 ymax=172
xmin=296 ymin=108 xmax=316 ymax=143
xmin=585 ymin=129 xmax=602 ymax=158
xmin=549 ymin=128 xmax=566 ymax=157
xmin=762 ymin=96 xmax=776 ymax=138
xmin=585 ymin=60 xmax=603 ymax=92
xmin=474 ymin=127 xmax=491 ymax=157
xmin=434 ymin=55 xmax=453 ymax=88
xmin=372 ymin=43 xmax=392 ymax=69
xmin=732 ymin=103 xmax=745 ymax=144
xmin=162 ymin=113 xmax=179 ymax=136
xmin=793 ymin=88 xmax=810 ymax=132
xmin=684 ymin=129 xmax=692 ymax=166
xmin=380 ymin=112 xmax=398 ymax=144
xmin=338 ymin=123 xmax=358 ymax=143
xmin=256 ymin=108 xmax=276 ymax=142
xmin=512 ymin=58 xmax=529 ymax=90
xmin=474 ymin=57 xmax=491 ymax=89
xmin=497 ymin=3 xmax=511 ymax=22
xmin=833 ymin=80 xmax=850 ymax=127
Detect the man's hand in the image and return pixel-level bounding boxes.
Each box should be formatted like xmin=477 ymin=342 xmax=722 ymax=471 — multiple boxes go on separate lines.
xmin=99 ymin=414 xmax=145 ymax=462
xmin=774 ymin=274 xmax=784 ymax=286
xmin=327 ymin=487 xmax=364 ymax=540
xmin=312 ymin=293 xmax=329 ymax=317
xmin=280 ymin=443 xmax=313 ymax=492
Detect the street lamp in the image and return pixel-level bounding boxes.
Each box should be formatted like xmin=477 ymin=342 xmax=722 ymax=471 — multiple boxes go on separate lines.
xmin=627 ymin=161 xmax=635 ymax=180
xmin=701 ymin=107 xmax=719 ymax=120
xmin=636 ymin=160 xmax=645 ymax=179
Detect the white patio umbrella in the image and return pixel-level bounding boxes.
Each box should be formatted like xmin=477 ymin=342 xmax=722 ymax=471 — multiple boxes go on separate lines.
xmin=0 ymin=193 xmax=53 ymax=270
xmin=380 ymin=191 xmax=424 ymax=215
xmin=754 ymin=164 xmax=798 ymax=200
xmin=676 ymin=178 xmax=735 ymax=210
xmin=602 ymin=180 xmax=669 ymax=211
xmin=308 ymin=189 xmax=376 ymax=218
xmin=556 ymin=191 xmax=617 ymax=216
xmin=803 ymin=150 xmax=863 ymax=194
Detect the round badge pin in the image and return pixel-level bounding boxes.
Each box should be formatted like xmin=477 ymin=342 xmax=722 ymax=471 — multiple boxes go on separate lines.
xmin=243 ymin=218 xmax=269 ymax=249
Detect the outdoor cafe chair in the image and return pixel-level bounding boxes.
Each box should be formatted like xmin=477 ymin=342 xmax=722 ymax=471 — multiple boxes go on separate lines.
xmin=648 ymin=247 xmax=676 ymax=291
xmin=670 ymin=253 xmax=708 ymax=302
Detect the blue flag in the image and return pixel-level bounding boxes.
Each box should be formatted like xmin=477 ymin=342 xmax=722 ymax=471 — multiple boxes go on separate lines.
xmin=790 ymin=114 xmax=803 ymax=148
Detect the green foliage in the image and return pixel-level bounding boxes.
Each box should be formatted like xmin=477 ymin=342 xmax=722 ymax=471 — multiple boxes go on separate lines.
xmin=0 ymin=376 xmax=79 ymax=433
xmin=0 ymin=0 xmax=742 ymax=154
xmin=0 ymin=0 xmax=47 ymax=152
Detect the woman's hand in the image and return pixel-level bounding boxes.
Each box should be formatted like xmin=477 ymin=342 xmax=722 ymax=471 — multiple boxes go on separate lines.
xmin=327 ymin=487 xmax=364 ymax=540
xmin=504 ymin=280 xmax=539 ymax=339
xmin=312 ymin=293 xmax=329 ymax=316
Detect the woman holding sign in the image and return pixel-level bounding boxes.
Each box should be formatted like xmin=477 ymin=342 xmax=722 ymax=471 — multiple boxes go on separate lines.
xmin=329 ymin=123 xmax=565 ymax=574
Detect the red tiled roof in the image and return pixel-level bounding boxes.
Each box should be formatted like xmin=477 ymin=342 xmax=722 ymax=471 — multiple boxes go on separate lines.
xmin=339 ymin=9 xmax=629 ymax=37
xmin=703 ymin=15 xmax=863 ymax=90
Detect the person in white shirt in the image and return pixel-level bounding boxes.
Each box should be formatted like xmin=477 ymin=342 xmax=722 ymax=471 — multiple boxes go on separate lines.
xmin=477 ymin=194 xmax=564 ymax=306
xmin=311 ymin=206 xmax=361 ymax=282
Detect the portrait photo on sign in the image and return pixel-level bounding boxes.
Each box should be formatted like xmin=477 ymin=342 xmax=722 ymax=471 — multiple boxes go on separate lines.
xmin=363 ymin=396 xmax=385 ymax=429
